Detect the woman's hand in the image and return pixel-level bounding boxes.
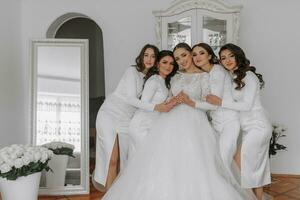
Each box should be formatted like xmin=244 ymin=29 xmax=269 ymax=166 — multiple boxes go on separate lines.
xmin=180 ymin=91 xmax=195 ymax=107
xmin=205 ymin=94 xmax=222 ymax=106
xmin=168 ymin=96 xmax=180 ymax=105
xmin=154 ymin=102 xmax=175 ymax=112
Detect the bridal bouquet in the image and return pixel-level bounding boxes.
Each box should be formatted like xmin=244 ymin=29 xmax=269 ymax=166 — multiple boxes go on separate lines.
xmin=0 ymin=144 xmax=53 ymax=180
xmin=269 ymin=123 xmax=287 ymax=157
xmin=42 ymin=141 xmax=75 ymax=157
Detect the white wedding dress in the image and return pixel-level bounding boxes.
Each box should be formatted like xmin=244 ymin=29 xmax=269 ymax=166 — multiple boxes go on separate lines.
xmin=102 ymin=72 xmax=256 ymax=200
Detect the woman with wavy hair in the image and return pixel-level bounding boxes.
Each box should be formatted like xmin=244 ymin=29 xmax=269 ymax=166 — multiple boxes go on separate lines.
xmin=101 ymin=43 xmax=256 ymax=200
xmin=206 ymin=43 xmax=272 ymax=200
xmin=192 ymin=42 xmax=241 ymax=180
xmin=92 ymin=44 xmax=175 ymax=191
xmin=128 ymin=50 xmax=178 ymax=159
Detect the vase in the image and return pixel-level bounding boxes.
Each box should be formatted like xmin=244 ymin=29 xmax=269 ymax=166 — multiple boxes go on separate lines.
xmin=45 ymin=154 xmax=68 ymax=188
xmin=0 ymin=172 xmax=41 ymax=200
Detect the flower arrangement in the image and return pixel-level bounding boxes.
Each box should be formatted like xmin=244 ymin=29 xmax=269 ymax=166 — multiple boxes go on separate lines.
xmin=269 ymin=123 xmax=287 ymax=157
xmin=42 ymin=141 xmax=75 ymax=157
xmin=0 ymin=144 xmax=53 ymax=180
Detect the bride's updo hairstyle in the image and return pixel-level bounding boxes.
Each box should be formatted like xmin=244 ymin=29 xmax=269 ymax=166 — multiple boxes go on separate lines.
xmin=173 ymin=42 xmax=192 ymax=53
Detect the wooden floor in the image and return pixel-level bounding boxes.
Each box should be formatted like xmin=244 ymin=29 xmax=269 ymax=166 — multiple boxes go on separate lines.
xmin=1 ymin=175 xmax=300 ymax=200
xmin=264 ymin=175 xmax=300 ymax=200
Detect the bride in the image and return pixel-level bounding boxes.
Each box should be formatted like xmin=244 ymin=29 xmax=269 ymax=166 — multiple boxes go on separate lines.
xmin=101 ymin=43 xmax=256 ymax=200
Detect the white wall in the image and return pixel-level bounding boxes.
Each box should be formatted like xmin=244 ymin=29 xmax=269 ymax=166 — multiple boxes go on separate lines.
xmin=238 ymin=0 xmax=300 ymax=174
xmin=19 ymin=0 xmax=173 ymax=148
xmin=0 ymin=0 xmax=25 ymax=148
xmin=0 ymin=0 xmax=299 ymax=174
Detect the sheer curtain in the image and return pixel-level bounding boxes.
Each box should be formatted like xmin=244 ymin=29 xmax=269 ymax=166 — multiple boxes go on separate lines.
xmin=36 ymin=93 xmax=81 ymax=152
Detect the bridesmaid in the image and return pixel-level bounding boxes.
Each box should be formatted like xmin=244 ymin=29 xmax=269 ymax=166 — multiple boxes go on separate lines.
xmin=128 ymin=50 xmax=178 ymax=159
xmin=93 ymin=44 xmax=175 ymax=191
xmin=191 ymin=43 xmax=241 ymax=179
xmin=206 ymin=43 xmax=272 ymax=200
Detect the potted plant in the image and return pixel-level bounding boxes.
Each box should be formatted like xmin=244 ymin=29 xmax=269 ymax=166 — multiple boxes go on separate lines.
xmin=0 ymin=144 xmax=53 ymax=200
xmin=42 ymin=141 xmax=75 ymax=187
xmin=269 ymin=123 xmax=287 ymax=157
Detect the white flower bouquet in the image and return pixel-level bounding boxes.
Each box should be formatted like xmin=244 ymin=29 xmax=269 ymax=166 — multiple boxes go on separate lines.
xmin=42 ymin=141 xmax=75 ymax=157
xmin=0 ymin=144 xmax=53 ymax=180
xmin=269 ymin=123 xmax=287 ymax=157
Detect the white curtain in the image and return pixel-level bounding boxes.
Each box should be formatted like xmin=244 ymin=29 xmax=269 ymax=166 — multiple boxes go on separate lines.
xmin=36 ymin=94 xmax=81 ymax=152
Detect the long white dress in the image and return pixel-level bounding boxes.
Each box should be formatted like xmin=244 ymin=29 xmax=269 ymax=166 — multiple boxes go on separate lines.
xmin=222 ymin=71 xmax=272 ymax=188
xmin=102 ymin=72 xmax=256 ymax=200
xmin=93 ymin=67 xmax=155 ymax=186
xmin=128 ymin=75 xmax=169 ymax=159
xmin=207 ymin=65 xmax=240 ymax=179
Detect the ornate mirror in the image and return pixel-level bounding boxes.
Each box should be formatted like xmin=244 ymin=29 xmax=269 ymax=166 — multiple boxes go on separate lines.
xmin=153 ymin=0 xmax=242 ymax=52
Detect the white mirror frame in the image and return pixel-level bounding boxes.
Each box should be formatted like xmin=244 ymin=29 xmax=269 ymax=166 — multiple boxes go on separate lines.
xmin=29 ymin=39 xmax=89 ymax=195
xmin=153 ymin=0 xmax=243 ymax=49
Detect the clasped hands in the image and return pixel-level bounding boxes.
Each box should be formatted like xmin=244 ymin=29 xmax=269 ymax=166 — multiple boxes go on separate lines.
xmin=154 ymin=91 xmax=194 ymax=113
xmin=205 ymin=94 xmax=222 ymax=106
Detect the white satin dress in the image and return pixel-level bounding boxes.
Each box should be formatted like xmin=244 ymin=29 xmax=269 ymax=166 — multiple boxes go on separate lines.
xmin=102 ymin=72 xmax=256 ymax=200
xmin=128 ymin=75 xmax=169 ymax=159
xmin=222 ymin=71 xmax=272 ymax=188
xmin=207 ymin=65 xmax=240 ymax=179
xmin=93 ymin=67 xmax=155 ymax=186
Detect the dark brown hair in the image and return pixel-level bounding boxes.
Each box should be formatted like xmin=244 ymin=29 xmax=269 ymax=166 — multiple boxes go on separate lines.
xmin=192 ymin=42 xmax=219 ymax=65
xmin=173 ymin=42 xmax=192 ymax=53
xmin=134 ymin=44 xmax=159 ymax=72
xmin=219 ymin=43 xmax=265 ymax=90
xmin=143 ymin=50 xmax=178 ymax=90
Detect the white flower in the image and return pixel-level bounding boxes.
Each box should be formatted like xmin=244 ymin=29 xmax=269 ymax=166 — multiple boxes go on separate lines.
xmin=14 ymin=158 xmax=24 ymax=169
xmin=7 ymin=147 xmax=15 ymax=154
xmin=0 ymin=163 xmax=12 ymax=174
xmin=2 ymin=156 xmax=14 ymax=167
xmin=0 ymin=152 xmax=9 ymax=160
xmin=34 ymin=152 xmax=42 ymax=162
xmin=47 ymin=150 xmax=53 ymax=158
xmin=14 ymin=149 xmax=24 ymax=158
xmin=0 ymin=147 xmax=9 ymax=154
xmin=0 ymin=144 xmax=54 ymax=179
xmin=23 ymin=152 xmax=34 ymax=163
xmin=42 ymin=141 xmax=74 ymax=150
xmin=40 ymin=152 xmax=49 ymax=163
xmin=10 ymin=152 xmax=18 ymax=160
xmin=22 ymin=156 xmax=31 ymax=166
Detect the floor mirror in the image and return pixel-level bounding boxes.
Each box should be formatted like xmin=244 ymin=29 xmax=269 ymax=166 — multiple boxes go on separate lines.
xmin=30 ymin=39 xmax=89 ymax=195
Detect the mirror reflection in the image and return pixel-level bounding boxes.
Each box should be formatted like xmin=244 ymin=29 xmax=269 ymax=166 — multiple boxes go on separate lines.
xmin=35 ymin=45 xmax=82 ymax=188
xmin=167 ymin=17 xmax=192 ymax=50
xmin=202 ymin=16 xmax=227 ymax=53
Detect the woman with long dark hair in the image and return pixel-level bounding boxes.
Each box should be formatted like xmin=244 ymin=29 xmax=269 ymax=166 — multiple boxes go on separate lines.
xmin=128 ymin=50 xmax=178 ymax=159
xmin=101 ymin=43 xmax=256 ymax=200
xmin=191 ymin=42 xmax=241 ymax=180
xmin=93 ymin=44 xmax=175 ymax=191
xmin=206 ymin=43 xmax=272 ymax=200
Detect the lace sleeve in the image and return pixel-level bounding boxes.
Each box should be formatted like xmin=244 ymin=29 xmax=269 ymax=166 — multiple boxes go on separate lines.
xmin=200 ymin=73 xmax=211 ymax=98
xmin=194 ymin=73 xmax=217 ymax=111
xmin=170 ymin=73 xmax=182 ymax=96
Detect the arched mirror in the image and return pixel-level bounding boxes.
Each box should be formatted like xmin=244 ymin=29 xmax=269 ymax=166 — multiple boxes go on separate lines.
xmin=153 ymin=0 xmax=242 ymax=53
xmin=30 ymin=39 xmax=89 ymax=195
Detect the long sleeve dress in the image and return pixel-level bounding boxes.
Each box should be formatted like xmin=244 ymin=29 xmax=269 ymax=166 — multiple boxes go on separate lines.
xmin=101 ymin=72 xmax=256 ymax=200
xmin=222 ymin=70 xmax=272 ymax=188
xmin=93 ymin=67 xmax=155 ymax=186
xmin=207 ymin=64 xmax=241 ymax=178
xmin=128 ymin=75 xmax=169 ymax=159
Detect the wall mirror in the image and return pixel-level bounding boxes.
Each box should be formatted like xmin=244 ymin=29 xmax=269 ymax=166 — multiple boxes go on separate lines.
xmin=153 ymin=0 xmax=242 ymax=53
xmin=30 ymin=39 xmax=89 ymax=195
